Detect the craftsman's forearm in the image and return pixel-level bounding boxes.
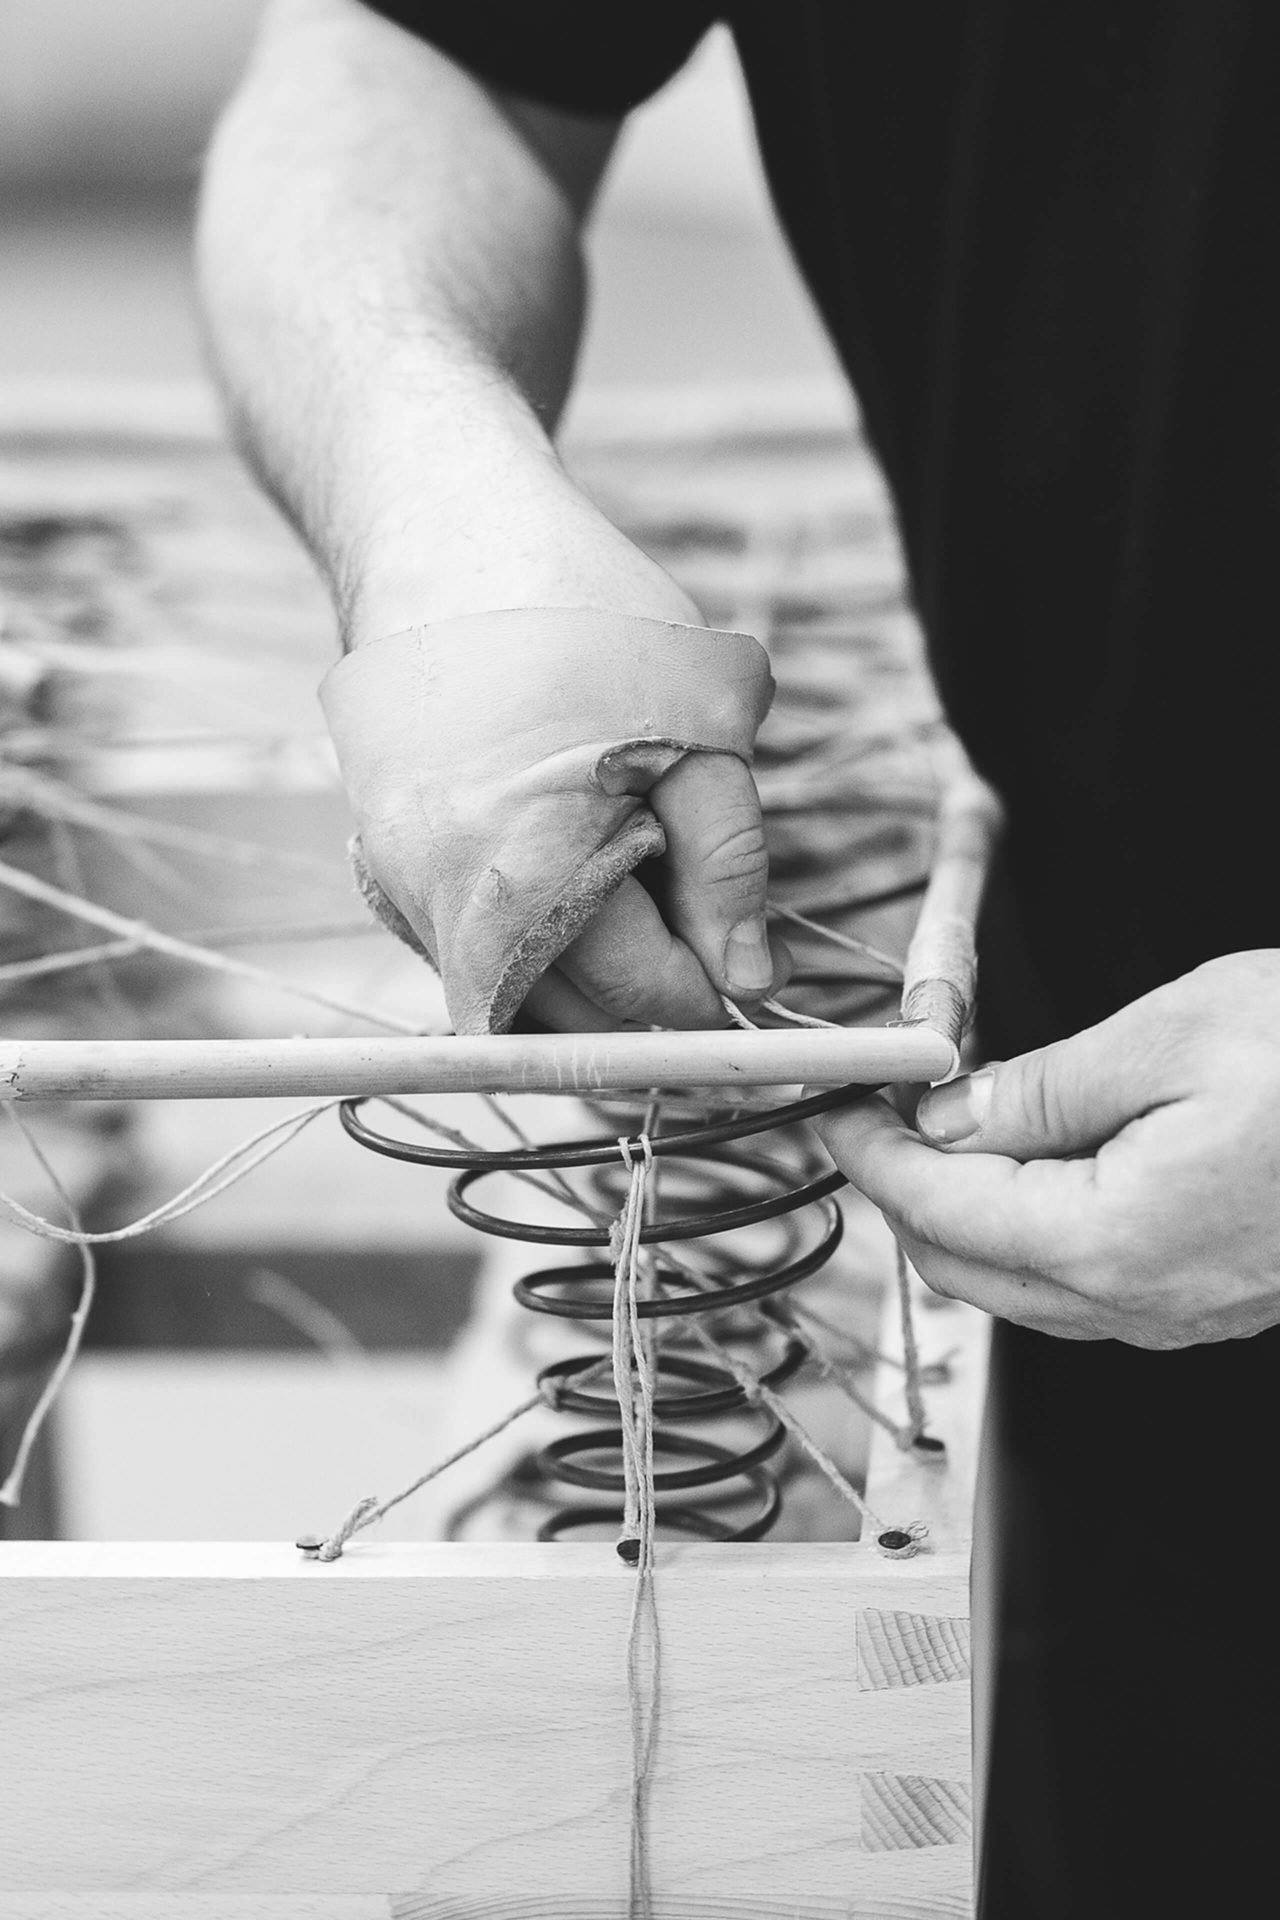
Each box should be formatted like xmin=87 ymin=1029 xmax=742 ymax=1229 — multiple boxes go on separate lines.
xmin=197 ymin=0 xmax=663 ymax=642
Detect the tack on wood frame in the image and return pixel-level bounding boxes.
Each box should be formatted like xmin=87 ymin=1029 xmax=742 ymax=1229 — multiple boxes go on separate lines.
xmin=0 ymin=1284 xmax=987 ymax=1920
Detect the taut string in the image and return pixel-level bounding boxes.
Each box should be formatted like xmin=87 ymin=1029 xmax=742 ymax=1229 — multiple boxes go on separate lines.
xmin=611 ymin=1134 xmax=660 ymax=1920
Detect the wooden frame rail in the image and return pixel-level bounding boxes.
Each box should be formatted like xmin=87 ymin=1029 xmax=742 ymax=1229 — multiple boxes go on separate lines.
xmin=0 ymin=1285 xmax=987 ymax=1919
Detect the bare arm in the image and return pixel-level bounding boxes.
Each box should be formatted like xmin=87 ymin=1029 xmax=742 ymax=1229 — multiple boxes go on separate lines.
xmin=197 ymin=0 xmax=684 ymax=640
xmin=197 ymin=0 xmax=780 ymax=1031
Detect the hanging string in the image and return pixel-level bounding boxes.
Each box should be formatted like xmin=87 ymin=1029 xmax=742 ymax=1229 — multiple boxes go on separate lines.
xmin=0 ymin=1099 xmax=338 ymax=1247
xmin=610 ymin=1134 xmax=661 ymax=1920
xmin=895 ymin=1239 xmax=929 ymax=1444
xmin=0 ymin=1110 xmax=97 ymax=1506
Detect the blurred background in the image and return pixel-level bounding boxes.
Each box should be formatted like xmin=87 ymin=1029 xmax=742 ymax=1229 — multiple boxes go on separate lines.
xmin=0 ymin=0 xmax=842 ymax=395
xmin=0 ymin=3 xmax=951 ymax=1550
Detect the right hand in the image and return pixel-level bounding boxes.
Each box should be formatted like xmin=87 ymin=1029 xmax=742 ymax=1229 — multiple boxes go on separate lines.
xmin=528 ymin=744 xmax=780 ymax=1034
xmin=324 ymin=512 xmax=787 ymax=1034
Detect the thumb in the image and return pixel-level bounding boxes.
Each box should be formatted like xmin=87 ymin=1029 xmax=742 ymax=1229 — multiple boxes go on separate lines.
xmin=650 ymin=749 xmax=777 ymax=1002
xmin=914 ymin=999 xmax=1177 ymax=1159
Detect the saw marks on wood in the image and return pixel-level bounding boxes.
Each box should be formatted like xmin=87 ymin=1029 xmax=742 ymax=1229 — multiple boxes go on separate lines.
xmin=861 ymin=1771 xmax=973 ymax=1852
xmin=858 ymin=1609 xmax=972 ymax=1691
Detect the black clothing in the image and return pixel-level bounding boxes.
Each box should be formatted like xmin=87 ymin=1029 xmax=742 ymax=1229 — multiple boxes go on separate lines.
xmin=361 ymin=5 xmax=1280 ymax=1912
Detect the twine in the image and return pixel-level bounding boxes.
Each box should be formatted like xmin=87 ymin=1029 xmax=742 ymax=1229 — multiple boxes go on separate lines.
xmin=895 ymin=1240 xmax=929 ymax=1444
xmin=0 ymin=1111 xmax=96 ymax=1506
xmin=765 ymin=899 xmax=905 ymax=979
xmin=295 ymin=1369 xmax=609 ymax=1561
xmin=0 ymin=857 xmax=424 ymax=1035
xmin=0 ymin=1100 xmax=338 ymax=1247
xmin=610 ymin=1134 xmax=660 ymax=1920
xmin=681 ymin=1312 xmax=909 ymax=1542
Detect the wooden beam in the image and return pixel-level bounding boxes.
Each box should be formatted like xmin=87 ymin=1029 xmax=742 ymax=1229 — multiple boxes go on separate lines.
xmin=0 ymin=1904 xmax=388 ymax=1919
xmin=0 ymin=1025 xmax=958 ymax=1103
xmin=0 ymin=1539 xmax=972 ymax=1918
xmin=0 ymin=1287 xmax=987 ymax=1917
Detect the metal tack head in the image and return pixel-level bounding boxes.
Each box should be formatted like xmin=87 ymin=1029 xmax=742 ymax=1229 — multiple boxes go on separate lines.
xmin=876 ymin=1528 xmax=919 ymax=1559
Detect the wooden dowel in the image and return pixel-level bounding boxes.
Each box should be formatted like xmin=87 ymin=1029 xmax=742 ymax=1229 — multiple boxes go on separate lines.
xmin=899 ymin=768 xmax=1003 ymax=1059
xmin=0 ymin=1026 xmax=958 ymax=1103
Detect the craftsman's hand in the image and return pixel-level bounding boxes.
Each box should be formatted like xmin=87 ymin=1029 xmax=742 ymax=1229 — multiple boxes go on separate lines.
xmin=325 ymin=499 xmax=787 ymax=1034
xmin=201 ymin=6 xmax=786 ymax=1035
xmin=815 ymin=952 xmax=1280 ymax=1349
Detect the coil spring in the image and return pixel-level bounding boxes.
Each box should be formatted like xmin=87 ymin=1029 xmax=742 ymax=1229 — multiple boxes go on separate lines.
xmin=340 ymin=1081 xmax=866 ymax=1545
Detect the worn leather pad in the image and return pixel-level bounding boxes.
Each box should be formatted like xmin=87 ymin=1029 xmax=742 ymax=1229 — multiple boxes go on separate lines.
xmin=320 ymin=609 xmax=773 ymax=1032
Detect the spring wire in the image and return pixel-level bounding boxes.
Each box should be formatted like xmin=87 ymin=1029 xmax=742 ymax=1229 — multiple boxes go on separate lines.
xmin=340 ymin=1080 xmax=876 ymax=1545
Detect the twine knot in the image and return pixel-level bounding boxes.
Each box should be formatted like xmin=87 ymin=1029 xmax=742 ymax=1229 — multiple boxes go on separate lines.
xmin=297 ymin=1492 xmax=379 ymax=1562
xmin=539 ymin=1375 xmax=565 ymax=1413
xmin=617 ymin=1133 xmax=655 ymax=1175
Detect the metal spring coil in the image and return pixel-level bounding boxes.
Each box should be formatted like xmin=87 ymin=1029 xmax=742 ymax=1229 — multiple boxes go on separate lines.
xmin=340 ymin=1082 xmax=868 ymax=1546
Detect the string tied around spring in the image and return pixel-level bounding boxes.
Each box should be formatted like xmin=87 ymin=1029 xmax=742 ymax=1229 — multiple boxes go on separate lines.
xmin=610 ymin=1133 xmax=657 ymax=1571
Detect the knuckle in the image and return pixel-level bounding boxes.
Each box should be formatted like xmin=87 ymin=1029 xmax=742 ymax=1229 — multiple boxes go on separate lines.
xmin=704 ymin=813 xmax=768 ymax=888
xmin=1005 ymin=1050 xmax=1070 ymax=1141
xmin=587 ymin=970 xmax=657 ymax=1024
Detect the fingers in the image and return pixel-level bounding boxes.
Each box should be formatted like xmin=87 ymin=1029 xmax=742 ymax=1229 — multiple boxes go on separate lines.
xmin=890 ymin=1228 xmax=1112 ymax=1339
xmin=555 ymin=874 xmax=731 ymax=1029
xmin=650 ymin=751 xmax=782 ymax=1004
xmin=521 ymin=964 xmax=623 ymax=1033
xmin=914 ymin=988 xmax=1189 ymax=1159
xmin=814 ymin=1093 xmax=1105 ymax=1272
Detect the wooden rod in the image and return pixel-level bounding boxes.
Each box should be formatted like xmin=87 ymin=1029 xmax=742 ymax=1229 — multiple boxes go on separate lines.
xmin=899 ymin=768 xmax=1003 ymax=1059
xmin=0 ymin=1026 xmax=958 ymax=1103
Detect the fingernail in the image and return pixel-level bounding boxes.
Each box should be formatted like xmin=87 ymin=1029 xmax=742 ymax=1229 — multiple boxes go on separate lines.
xmin=917 ymin=1069 xmax=994 ymax=1144
xmin=724 ymin=916 xmax=773 ymax=994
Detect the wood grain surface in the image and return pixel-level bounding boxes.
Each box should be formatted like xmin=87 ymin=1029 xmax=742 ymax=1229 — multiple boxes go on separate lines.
xmin=0 ymin=1541 xmax=971 ymax=1916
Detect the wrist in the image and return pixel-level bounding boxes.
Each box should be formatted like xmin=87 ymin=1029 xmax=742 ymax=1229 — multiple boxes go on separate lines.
xmin=341 ymin=473 xmax=700 ymax=648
